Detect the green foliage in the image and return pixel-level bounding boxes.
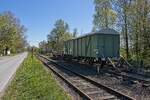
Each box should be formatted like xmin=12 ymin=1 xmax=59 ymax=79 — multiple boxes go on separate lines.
xmin=93 ymin=0 xmax=117 ymax=29
xmin=142 ymin=49 xmax=150 ymax=67
xmin=2 ymin=54 xmax=71 ymax=100
xmin=0 ymin=11 xmax=27 ymax=55
xmin=47 ymin=19 xmax=73 ymax=53
xmin=96 ymin=0 xmax=150 ymax=66
xmin=120 ymin=48 xmax=126 ymax=57
xmin=38 ymin=40 xmax=48 ymax=54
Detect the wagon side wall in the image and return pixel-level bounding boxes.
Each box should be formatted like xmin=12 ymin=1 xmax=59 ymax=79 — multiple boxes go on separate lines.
xmin=75 ymin=34 xmax=97 ymax=58
xmin=64 ymin=33 xmax=120 ymax=59
xmin=96 ymin=34 xmax=120 ymax=58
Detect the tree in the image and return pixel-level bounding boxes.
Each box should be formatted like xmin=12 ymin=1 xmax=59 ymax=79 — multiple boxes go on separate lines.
xmin=47 ymin=19 xmax=73 ymax=53
xmin=91 ymin=26 xmax=97 ymax=32
xmin=92 ymin=0 xmax=150 ymax=66
xmin=114 ymin=0 xmax=150 ymax=65
xmin=93 ymin=0 xmax=117 ymax=30
xmin=73 ymin=28 xmax=78 ymax=38
xmin=115 ymin=0 xmax=132 ymax=59
xmin=130 ymin=0 xmax=150 ymax=61
xmin=0 ymin=11 xmax=27 ymax=55
xmin=39 ymin=40 xmax=48 ymax=54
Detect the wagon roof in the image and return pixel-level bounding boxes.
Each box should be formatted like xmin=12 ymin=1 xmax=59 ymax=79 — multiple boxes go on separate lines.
xmin=96 ymin=28 xmax=119 ymax=35
xmin=65 ymin=28 xmax=119 ymax=42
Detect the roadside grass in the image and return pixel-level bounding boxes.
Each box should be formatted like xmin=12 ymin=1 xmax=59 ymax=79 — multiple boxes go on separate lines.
xmin=2 ymin=53 xmax=71 ymax=100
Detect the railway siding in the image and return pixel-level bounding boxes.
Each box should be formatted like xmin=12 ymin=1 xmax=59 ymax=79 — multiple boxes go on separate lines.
xmin=63 ymin=59 xmax=150 ymax=100
xmin=40 ymin=54 xmax=150 ymax=100
xmin=38 ymin=54 xmax=135 ymax=100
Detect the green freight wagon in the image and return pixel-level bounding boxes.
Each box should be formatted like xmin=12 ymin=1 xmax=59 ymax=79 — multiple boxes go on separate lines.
xmin=64 ymin=28 xmax=120 ymax=62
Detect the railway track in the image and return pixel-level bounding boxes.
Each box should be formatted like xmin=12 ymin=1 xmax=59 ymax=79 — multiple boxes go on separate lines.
xmin=59 ymin=58 xmax=150 ymax=99
xmin=104 ymin=69 xmax=150 ymax=84
xmin=69 ymin=59 xmax=150 ymax=85
xmin=38 ymin=54 xmax=135 ymax=100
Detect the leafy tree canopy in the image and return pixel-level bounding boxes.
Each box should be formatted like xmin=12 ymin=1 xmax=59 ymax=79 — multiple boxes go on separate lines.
xmin=0 ymin=11 xmax=27 ymax=54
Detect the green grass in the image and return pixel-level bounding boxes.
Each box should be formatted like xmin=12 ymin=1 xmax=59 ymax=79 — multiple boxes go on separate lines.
xmin=2 ymin=54 xmax=71 ymax=100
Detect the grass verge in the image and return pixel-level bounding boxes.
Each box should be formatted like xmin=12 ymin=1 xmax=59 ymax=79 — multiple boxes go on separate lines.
xmin=2 ymin=54 xmax=71 ymax=100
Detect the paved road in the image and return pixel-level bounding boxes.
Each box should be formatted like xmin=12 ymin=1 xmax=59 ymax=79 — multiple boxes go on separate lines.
xmin=0 ymin=52 xmax=28 ymax=96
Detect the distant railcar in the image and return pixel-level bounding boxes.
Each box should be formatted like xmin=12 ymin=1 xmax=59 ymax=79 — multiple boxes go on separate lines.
xmin=64 ymin=28 xmax=120 ymax=63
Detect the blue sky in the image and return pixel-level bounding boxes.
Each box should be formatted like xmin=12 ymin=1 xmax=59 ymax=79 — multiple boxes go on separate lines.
xmin=0 ymin=0 xmax=94 ymax=46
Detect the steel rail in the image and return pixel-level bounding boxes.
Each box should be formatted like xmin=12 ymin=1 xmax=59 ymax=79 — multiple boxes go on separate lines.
xmin=37 ymin=55 xmax=92 ymax=100
xmin=38 ymin=54 xmax=135 ymax=100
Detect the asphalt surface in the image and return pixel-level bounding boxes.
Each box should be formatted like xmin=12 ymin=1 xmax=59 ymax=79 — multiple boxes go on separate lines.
xmin=0 ymin=52 xmax=28 ymax=96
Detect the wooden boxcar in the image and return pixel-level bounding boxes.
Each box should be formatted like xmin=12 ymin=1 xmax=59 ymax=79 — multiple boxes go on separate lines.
xmin=64 ymin=28 xmax=120 ymax=61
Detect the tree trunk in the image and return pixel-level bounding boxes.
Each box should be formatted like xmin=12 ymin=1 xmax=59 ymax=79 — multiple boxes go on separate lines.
xmin=124 ymin=12 xmax=129 ymax=59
